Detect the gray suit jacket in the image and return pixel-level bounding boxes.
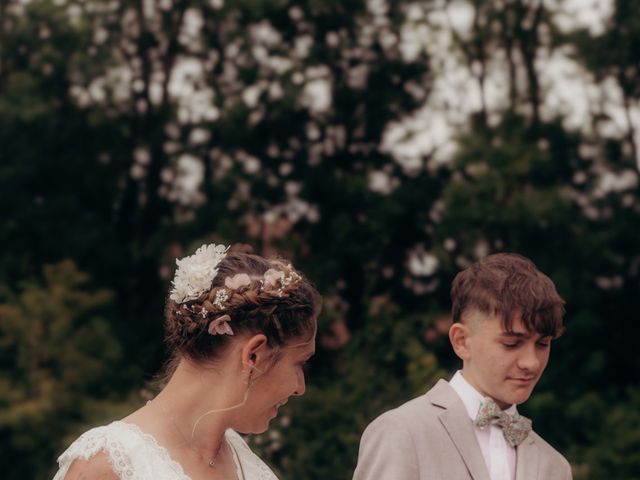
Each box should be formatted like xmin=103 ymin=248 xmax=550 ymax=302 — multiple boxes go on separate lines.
xmin=353 ymin=380 xmax=572 ymax=480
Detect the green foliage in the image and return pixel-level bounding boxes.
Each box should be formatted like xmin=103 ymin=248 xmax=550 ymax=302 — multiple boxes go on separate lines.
xmin=1 ymin=0 xmax=639 ymax=478
xmin=583 ymin=389 xmax=640 ymax=479
xmin=0 ymin=260 xmax=134 ymax=479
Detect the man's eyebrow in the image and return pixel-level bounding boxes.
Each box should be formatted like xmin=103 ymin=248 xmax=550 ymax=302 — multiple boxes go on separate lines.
xmin=499 ymin=331 xmax=530 ymax=339
xmin=499 ymin=332 xmax=553 ymax=340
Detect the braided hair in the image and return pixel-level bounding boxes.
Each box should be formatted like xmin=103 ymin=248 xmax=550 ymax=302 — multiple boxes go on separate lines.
xmin=165 ymin=251 xmax=321 ymax=365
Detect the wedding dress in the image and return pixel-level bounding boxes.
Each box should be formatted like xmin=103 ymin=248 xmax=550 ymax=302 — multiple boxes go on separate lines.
xmin=52 ymin=421 xmax=279 ymax=480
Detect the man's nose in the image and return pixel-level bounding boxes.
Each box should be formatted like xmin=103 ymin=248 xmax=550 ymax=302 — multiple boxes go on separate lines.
xmin=517 ymin=345 xmax=541 ymax=372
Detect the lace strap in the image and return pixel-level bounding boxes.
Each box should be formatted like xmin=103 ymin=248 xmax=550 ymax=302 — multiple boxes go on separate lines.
xmin=225 ymin=430 xmax=280 ymax=480
xmin=53 ymin=424 xmax=139 ymax=480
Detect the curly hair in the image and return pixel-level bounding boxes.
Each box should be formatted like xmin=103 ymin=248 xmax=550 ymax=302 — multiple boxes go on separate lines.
xmin=165 ymin=251 xmax=321 ymax=364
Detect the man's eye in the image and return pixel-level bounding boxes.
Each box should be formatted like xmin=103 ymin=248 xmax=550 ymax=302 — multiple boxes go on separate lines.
xmin=503 ymin=343 xmax=519 ymax=348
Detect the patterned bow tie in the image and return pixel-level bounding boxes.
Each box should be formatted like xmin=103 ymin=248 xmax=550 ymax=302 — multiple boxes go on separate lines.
xmin=474 ymin=397 xmax=532 ymax=447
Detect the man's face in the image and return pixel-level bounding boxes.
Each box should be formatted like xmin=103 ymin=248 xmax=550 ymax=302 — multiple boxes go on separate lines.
xmin=460 ymin=310 xmax=552 ymax=408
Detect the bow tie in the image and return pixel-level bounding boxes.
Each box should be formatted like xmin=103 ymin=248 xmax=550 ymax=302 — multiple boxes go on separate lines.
xmin=474 ymin=397 xmax=532 ymax=447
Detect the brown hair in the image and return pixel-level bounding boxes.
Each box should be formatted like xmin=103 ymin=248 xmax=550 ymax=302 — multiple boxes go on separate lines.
xmin=165 ymin=250 xmax=321 ymax=365
xmin=450 ymin=253 xmax=565 ymax=337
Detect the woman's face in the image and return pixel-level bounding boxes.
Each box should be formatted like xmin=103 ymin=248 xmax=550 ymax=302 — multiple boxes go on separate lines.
xmin=236 ymin=333 xmax=316 ymax=433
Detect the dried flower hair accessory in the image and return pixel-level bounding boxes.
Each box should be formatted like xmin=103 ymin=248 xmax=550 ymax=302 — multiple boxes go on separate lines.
xmin=170 ymin=244 xmax=229 ymax=304
xmin=225 ymin=273 xmax=252 ymax=290
xmin=208 ymin=314 xmax=234 ymax=336
xmin=263 ymin=269 xmax=285 ymax=288
xmin=212 ymin=289 xmax=230 ymax=309
xmin=262 ymin=267 xmax=302 ymax=296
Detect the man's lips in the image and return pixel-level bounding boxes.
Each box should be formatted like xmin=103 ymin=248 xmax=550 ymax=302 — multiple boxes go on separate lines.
xmin=508 ymin=377 xmax=536 ymax=383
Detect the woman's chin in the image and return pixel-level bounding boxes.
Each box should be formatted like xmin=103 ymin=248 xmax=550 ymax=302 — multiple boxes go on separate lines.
xmin=232 ymin=408 xmax=277 ymax=434
xmin=254 ymin=423 xmax=270 ymax=434
xmin=232 ymin=420 xmax=268 ymax=435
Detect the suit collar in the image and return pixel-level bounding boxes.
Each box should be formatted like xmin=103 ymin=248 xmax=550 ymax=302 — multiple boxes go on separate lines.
xmin=429 ymin=379 xmax=462 ymax=409
xmin=429 ymin=380 xmax=491 ymax=480
xmin=430 ymin=380 xmax=540 ymax=480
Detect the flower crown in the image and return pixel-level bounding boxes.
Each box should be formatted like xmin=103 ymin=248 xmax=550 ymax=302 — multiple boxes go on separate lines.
xmin=169 ymin=243 xmax=302 ymax=336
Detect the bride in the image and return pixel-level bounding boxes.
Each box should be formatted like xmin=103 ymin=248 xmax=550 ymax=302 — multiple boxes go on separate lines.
xmin=53 ymin=244 xmax=321 ymax=480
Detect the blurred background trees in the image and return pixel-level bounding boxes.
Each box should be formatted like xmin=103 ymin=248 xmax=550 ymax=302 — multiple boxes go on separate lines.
xmin=0 ymin=0 xmax=638 ymax=478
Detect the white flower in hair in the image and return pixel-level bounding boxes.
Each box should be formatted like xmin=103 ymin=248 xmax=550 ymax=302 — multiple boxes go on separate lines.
xmin=170 ymin=243 xmax=229 ymax=303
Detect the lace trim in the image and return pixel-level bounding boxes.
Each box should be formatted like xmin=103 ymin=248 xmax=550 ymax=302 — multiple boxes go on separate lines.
xmin=117 ymin=422 xmax=191 ymax=480
xmin=54 ymin=421 xmax=191 ymax=480
xmin=54 ymin=424 xmax=139 ymax=480
xmin=226 ymin=430 xmax=279 ymax=480
xmin=122 ymin=423 xmax=277 ymax=480
xmin=55 ymin=421 xmax=277 ymax=480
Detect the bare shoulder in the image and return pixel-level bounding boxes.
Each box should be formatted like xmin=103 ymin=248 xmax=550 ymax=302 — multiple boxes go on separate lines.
xmin=62 ymin=451 xmax=119 ymax=480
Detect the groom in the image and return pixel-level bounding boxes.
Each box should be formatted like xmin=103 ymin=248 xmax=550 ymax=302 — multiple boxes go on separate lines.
xmin=353 ymin=253 xmax=572 ymax=480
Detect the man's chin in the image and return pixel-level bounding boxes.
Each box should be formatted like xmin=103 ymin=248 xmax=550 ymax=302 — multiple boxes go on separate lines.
xmin=506 ymin=390 xmax=534 ymax=406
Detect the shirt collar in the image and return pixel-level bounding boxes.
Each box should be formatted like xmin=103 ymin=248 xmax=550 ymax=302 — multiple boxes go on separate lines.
xmin=448 ymin=370 xmax=518 ymax=420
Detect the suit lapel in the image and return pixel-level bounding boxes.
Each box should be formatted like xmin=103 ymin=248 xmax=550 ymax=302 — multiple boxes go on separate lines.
xmin=430 ymin=380 xmax=491 ymax=480
xmin=515 ymin=434 xmax=539 ymax=480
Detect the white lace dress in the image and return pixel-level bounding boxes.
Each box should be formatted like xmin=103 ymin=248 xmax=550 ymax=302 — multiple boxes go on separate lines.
xmin=52 ymin=421 xmax=279 ymax=480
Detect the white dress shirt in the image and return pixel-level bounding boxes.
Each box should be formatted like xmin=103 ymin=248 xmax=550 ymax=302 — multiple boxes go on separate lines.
xmin=449 ymin=371 xmax=517 ymax=480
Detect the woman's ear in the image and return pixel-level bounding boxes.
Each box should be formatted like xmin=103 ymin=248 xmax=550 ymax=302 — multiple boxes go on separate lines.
xmin=241 ymin=334 xmax=268 ymax=374
xmin=449 ymin=323 xmax=471 ymax=361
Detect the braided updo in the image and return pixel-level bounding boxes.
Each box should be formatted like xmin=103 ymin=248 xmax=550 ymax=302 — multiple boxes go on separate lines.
xmin=165 ymin=250 xmax=321 ymax=364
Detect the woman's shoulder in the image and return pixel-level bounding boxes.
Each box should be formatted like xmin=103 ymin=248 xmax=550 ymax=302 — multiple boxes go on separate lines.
xmin=59 ymin=450 xmax=120 ymax=480
xmin=53 ymin=421 xmax=163 ymax=480
xmin=57 ymin=422 xmax=142 ymax=457
xmin=56 ymin=422 xmax=123 ymax=463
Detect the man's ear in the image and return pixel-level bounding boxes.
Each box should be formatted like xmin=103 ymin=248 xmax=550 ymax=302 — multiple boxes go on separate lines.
xmin=449 ymin=322 xmax=471 ymax=361
xmin=241 ymin=334 xmax=268 ymax=372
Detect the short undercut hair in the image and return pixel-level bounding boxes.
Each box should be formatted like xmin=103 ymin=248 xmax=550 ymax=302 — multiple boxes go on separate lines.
xmin=451 ymin=253 xmax=565 ymax=338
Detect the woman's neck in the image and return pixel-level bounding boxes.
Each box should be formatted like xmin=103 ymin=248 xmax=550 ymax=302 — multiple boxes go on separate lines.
xmin=150 ymin=358 xmax=242 ymax=460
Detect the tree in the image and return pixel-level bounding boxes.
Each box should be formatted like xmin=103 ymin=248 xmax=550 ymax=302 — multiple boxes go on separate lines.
xmin=0 ymin=260 xmax=134 ymax=479
xmin=2 ymin=1 xmax=639 ymax=479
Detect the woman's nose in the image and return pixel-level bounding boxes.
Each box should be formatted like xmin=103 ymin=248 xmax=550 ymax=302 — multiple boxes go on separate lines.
xmin=293 ymin=371 xmax=306 ymax=396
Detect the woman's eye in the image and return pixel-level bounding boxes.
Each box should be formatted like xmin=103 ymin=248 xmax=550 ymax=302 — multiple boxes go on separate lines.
xmin=503 ymin=343 xmax=519 ymax=349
